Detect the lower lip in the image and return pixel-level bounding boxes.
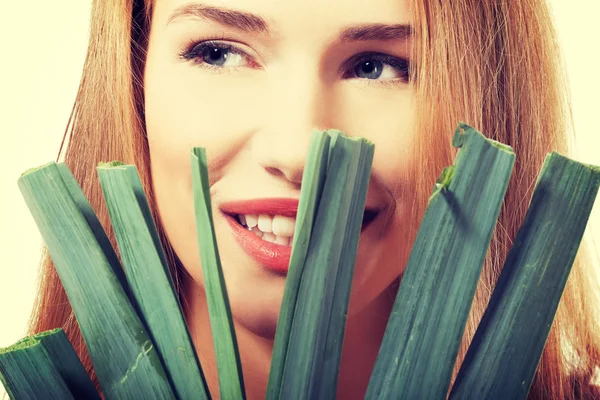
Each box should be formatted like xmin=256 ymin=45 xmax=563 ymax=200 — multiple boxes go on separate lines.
xmin=222 ymin=211 xmax=377 ymax=275
xmin=223 ymin=212 xmax=293 ymax=274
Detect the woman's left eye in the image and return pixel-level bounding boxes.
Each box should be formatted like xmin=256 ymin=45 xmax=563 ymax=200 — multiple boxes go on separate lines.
xmin=343 ymin=53 xmax=411 ymax=84
xmin=180 ymin=41 xmax=254 ymax=70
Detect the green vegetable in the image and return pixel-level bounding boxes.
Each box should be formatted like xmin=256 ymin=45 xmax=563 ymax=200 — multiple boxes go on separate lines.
xmin=270 ymin=131 xmax=375 ymax=399
xmin=0 ymin=328 xmax=100 ymax=399
xmin=366 ymin=122 xmax=516 ymax=399
xmin=97 ymin=163 xmax=210 ymax=400
xmin=450 ymin=151 xmax=600 ymax=399
xmin=5 ymin=123 xmax=596 ymax=400
xmin=267 ymin=129 xmax=332 ymax=400
xmin=17 ymin=162 xmax=175 ymax=399
xmin=191 ymin=148 xmax=246 ymax=400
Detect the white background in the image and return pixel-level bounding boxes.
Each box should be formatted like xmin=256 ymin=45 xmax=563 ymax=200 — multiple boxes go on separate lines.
xmin=1 ymin=1 xmax=599 ymax=397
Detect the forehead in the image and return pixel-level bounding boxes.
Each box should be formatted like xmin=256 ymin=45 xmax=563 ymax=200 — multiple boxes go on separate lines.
xmin=154 ymin=0 xmax=412 ymax=39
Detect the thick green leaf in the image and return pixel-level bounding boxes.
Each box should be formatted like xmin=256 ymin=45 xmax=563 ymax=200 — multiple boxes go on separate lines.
xmin=278 ymin=132 xmax=374 ymax=399
xmin=366 ymin=123 xmax=515 ymax=399
xmin=0 ymin=328 xmax=100 ymax=400
xmin=97 ymin=163 xmax=210 ymax=400
xmin=267 ymin=129 xmax=332 ymax=400
xmin=317 ymin=132 xmax=374 ymax=399
xmin=450 ymin=152 xmax=600 ymax=399
xmin=17 ymin=163 xmax=175 ymax=399
xmin=191 ymin=148 xmax=245 ymax=400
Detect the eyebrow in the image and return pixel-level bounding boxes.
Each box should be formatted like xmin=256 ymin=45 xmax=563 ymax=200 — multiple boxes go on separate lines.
xmin=167 ymin=4 xmax=413 ymax=42
xmin=167 ymin=4 xmax=270 ymax=33
xmin=340 ymin=24 xmax=413 ymax=42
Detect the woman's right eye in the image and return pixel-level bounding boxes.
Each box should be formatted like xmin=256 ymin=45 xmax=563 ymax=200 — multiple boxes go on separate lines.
xmin=181 ymin=41 xmax=256 ymax=71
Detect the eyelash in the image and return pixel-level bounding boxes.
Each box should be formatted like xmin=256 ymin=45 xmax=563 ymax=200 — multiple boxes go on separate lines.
xmin=178 ymin=39 xmax=412 ymax=85
xmin=179 ymin=39 xmax=256 ymax=73
xmin=344 ymin=53 xmax=411 ymax=86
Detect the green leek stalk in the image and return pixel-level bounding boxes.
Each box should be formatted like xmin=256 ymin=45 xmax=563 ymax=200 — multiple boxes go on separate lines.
xmin=191 ymin=148 xmax=246 ymax=400
xmin=450 ymin=151 xmax=600 ymax=399
xmin=0 ymin=328 xmax=100 ymax=399
xmin=270 ymin=131 xmax=375 ymax=399
xmin=17 ymin=162 xmax=175 ymax=399
xmin=366 ymin=122 xmax=515 ymax=399
xmin=97 ymin=162 xmax=210 ymax=400
xmin=267 ymin=130 xmax=332 ymax=400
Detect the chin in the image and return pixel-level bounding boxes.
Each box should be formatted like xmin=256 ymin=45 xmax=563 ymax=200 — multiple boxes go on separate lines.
xmin=229 ymin=295 xmax=281 ymax=340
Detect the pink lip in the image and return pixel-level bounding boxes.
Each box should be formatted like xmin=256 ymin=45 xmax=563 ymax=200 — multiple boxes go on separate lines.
xmin=220 ymin=198 xmax=297 ymax=275
xmin=219 ymin=197 xmax=381 ymax=275
xmin=222 ymin=212 xmax=292 ymax=275
xmin=220 ymin=198 xmax=299 ymax=217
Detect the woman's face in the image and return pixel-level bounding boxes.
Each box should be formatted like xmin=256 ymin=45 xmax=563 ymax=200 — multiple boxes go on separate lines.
xmin=144 ymin=0 xmax=417 ymax=338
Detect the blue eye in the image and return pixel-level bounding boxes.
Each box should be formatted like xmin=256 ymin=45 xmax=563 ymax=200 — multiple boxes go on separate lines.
xmin=181 ymin=41 xmax=251 ymax=69
xmin=346 ymin=53 xmax=411 ymax=83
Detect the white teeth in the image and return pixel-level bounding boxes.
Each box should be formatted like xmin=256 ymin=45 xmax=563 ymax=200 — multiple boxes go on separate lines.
xmin=252 ymin=229 xmax=289 ymax=246
xmin=257 ymin=214 xmax=272 ymax=233
xmin=262 ymin=232 xmax=276 ymax=243
xmin=237 ymin=213 xmax=296 ymax=246
xmin=245 ymin=214 xmax=258 ymax=228
xmin=272 ymin=215 xmax=296 ymax=237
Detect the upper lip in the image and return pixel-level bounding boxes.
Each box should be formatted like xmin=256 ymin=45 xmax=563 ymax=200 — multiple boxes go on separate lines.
xmin=219 ymin=197 xmax=383 ymax=218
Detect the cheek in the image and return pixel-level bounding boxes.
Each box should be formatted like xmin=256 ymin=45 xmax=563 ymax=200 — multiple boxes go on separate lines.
xmin=143 ymin=53 xmax=263 ymax=215
xmin=334 ymin=84 xmax=418 ymax=187
xmin=325 ymin=85 xmax=418 ymax=311
xmin=144 ymin=67 xmax=261 ymax=162
xmin=143 ymin=56 xmax=243 ymax=283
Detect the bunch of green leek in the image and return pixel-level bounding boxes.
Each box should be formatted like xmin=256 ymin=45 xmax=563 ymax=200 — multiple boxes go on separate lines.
xmin=1 ymin=122 xmax=599 ymax=400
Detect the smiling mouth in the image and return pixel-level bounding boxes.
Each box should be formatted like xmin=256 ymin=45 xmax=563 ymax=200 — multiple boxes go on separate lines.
xmin=230 ymin=208 xmax=380 ymax=245
xmin=220 ymin=197 xmax=383 ymax=274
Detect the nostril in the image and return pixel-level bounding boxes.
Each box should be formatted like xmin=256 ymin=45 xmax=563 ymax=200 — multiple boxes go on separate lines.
xmin=264 ymin=166 xmax=284 ymax=177
xmin=264 ymin=166 xmax=303 ymax=187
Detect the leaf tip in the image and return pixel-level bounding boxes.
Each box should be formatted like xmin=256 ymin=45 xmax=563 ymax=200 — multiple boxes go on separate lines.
xmin=97 ymin=161 xmax=128 ymax=169
xmin=452 ymin=122 xmax=471 ymax=148
xmin=19 ymin=161 xmax=56 ymax=178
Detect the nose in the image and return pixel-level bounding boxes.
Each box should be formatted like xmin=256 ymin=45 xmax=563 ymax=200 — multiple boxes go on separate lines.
xmin=251 ymin=66 xmax=331 ymax=187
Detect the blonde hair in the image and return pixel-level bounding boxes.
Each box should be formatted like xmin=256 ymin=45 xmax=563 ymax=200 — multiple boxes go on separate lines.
xmin=25 ymin=0 xmax=600 ymax=398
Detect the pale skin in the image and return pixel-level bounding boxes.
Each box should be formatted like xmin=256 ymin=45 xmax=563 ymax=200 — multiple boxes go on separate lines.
xmin=144 ymin=0 xmax=418 ymax=398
